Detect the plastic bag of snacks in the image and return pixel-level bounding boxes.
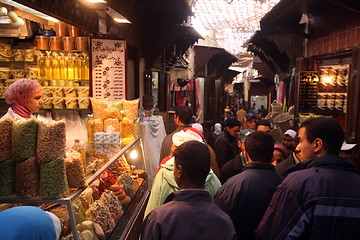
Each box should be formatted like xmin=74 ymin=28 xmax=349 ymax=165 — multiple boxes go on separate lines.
xmin=122 ymin=99 xmax=139 ymax=121
xmin=0 ymin=159 xmax=15 ymax=196
xmin=16 ymin=156 xmax=39 ymax=198
xmin=37 ymin=118 xmax=66 ymax=163
xmin=65 ymin=150 xmax=86 ymax=188
xmin=109 ymin=99 xmax=125 ymax=113
xmin=0 ymin=118 xmax=12 ymax=162
xmin=12 ymin=118 xmax=38 ymax=162
xmin=90 ymin=98 xmax=108 ymax=119
xmin=121 ymin=117 xmax=136 ymax=144
xmin=104 ymin=118 xmax=120 ymax=132
xmin=101 ymin=106 xmax=122 ymax=121
xmin=93 ymin=119 xmax=104 ymax=133
xmin=39 ymin=157 xmax=69 ymax=199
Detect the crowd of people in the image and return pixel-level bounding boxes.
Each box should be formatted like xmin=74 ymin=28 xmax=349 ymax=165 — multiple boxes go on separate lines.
xmin=142 ymin=105 xmax=360 ymax=240
xmin=1 ymin=79 xmax=359 ymax=239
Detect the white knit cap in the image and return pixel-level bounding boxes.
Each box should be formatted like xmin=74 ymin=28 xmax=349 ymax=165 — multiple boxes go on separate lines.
xmin=284 ymin=129 xmax=296 ymax=139
xmin=172 ymin=127 xmax=204 ymax=147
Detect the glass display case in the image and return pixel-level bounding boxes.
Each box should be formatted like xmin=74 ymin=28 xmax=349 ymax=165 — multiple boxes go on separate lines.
xmin=0 ymin=138 xmax=149 ymax=240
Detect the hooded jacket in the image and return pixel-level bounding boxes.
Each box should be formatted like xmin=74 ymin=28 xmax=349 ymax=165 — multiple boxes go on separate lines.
xmin=256 ymin=155 xmax=360 ymax=240
xmin=144 ymin=157 xmax=221 ymax=217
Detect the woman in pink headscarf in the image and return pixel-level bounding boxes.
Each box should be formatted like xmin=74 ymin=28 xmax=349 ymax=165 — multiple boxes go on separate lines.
xmin=2 ymin=78 xmax=43 ymax=119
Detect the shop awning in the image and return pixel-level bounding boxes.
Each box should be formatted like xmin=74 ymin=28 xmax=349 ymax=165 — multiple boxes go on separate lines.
xmin=247 ymin=31 xmax=289 ymax=73
xmin=194 ymin=46 xmax=238 ymax=78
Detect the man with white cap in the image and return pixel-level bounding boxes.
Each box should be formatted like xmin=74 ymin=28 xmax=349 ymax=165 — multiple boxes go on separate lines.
xmin=144 ymin=127 xmax=221 ymax=217
xmin=282 ymin=129 xmax=297 ymax=152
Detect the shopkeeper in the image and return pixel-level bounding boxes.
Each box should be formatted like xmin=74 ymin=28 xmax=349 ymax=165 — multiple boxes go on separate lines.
xmin=2 ymin=78 xmax=43 ymax=119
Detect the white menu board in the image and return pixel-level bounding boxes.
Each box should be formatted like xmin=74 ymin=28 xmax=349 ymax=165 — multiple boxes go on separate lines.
xmin=91 ymin=38 xmax=126 ymax=100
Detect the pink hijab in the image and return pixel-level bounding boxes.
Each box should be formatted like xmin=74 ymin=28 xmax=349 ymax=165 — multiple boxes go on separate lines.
xmin=5 ymin=78 xmax=42 ymax=119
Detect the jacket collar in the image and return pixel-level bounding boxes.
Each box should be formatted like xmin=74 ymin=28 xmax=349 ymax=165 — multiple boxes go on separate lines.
xmin=172 ymin=189 xmax=211 ymax=203
xmin=287 ymin=155 xmax=356 ymax=174
xmin=224 ymin=129 xmax=237 ymax=141
xmin=243 ymin=162 xmax=276 ymax=171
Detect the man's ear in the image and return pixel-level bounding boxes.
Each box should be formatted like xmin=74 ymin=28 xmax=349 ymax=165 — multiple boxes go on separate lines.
xmin=314 ymin=138 xmax=323 ymax=153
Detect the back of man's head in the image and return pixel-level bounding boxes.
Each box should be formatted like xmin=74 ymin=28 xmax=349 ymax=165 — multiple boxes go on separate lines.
xmin=201 ymin=121 xmax=213 ymax=131
xmin=173 ymin=140 xmax=210 ymax=186
xmin=300 ymin=117 xmax=344 ymax=155
xmin=245 ymin=131 xmax=274 ymax=163
xmin=256 ymin=119 xmax=271 ymax=131
xmin=175 ymin=106 xmax=193 ymax=125
xmin=226 ymin=117 xmax=241 ymax=129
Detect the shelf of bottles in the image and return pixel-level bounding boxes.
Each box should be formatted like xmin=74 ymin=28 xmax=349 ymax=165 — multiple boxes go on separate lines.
xmin=316 ymin=65 xmax=349 ymax=115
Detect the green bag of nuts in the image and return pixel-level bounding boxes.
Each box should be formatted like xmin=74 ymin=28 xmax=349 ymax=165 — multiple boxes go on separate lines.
xmin=12 ymin=118 xmax=38 ymax=162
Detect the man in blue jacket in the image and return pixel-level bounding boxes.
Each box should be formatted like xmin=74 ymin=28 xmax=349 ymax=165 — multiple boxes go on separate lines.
xmin=215 ymin=131 xmax=283 ymax=240
xmin=256 ymin=117 xmax=360 ymax=239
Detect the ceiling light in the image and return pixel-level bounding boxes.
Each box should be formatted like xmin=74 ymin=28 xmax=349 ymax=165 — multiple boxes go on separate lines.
xmin=86 ymin=0 xmax=107 ymax=3
xmin=105 ymin=6 xmax=131 ymax=24
xmin=1 ymin=0 xmax=59 ymax=22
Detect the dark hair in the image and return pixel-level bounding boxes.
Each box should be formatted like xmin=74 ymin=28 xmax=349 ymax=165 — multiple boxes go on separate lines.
xmin=245 ymin=131 xmax=274 ymax=163
xmin=201 ymin=121 xmax=213 ymax=131
xmin=300 ymin=117 xmax=344 ymax=155
xmin=173 ymin=141 xmax=210 ymax=186
xmin=256 ymin=119 xmax=271 ymax=129
xmin=225 ymin=117 xmax=241 ymax=129
xmin=175 ymin=106 xmax=193 ymax=125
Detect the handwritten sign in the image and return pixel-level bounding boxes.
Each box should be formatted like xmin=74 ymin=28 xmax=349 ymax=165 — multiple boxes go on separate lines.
xmin=91 ymin=38 xmax=126 ymax=100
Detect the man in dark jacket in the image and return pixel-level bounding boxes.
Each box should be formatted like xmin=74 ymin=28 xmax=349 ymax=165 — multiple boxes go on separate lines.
xmin=214 ymin=131 xmax=283 ymax=240
xmin=142 ymin=141 xmax=236 ymax=240
xmin=214 ymin=117 xmax=241 ymax=168
xmin=159 ymin=106 xmax=192 ymax=162
xmin=256 ymin=117 xmax=360 ymax=240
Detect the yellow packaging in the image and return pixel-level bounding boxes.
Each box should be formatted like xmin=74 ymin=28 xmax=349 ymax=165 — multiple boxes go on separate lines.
xmin=104 ymin=118 xmax=120 ymax=132
xmin=52 ymin=97 xmax=64 ymax=109
xmin=42 ymin=97 xmax=52 ymax=109
xmin=101 ymin=107 xmax=122 ymax=120
xmin=90 ymin=98 xmax=108 ymax=119
xmin=77 ymin=87 xmax=89 ymax=97
xmin=65 ymin=97 xmax=78 ymax=109
xmin=122 ymin=99 xmax=139 ymax=121
xmin=52 ymin=88 xmax=64 ymax=97
xmin=78 ymin=97 xmax=90 ymax=109
xmin=93 ymin=119 xmax=103 ymax=133
xmin=64 ymin=87 xmax=77 ymax=98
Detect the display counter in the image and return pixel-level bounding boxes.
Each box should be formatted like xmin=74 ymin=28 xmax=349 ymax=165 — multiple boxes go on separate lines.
xmin=0 ymin=138 xmax=149 ymax=240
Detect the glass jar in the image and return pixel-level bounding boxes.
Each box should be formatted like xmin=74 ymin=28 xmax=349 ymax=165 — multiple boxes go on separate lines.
xmin=42 ymin=97 xmax=53 ymax=109
xmin=63 ymin=37 xmax=75 ymax=51
xmin=27 ymin=67 xmax=39 ymax=79
xmin=54 ymin=22 xmax=68 ymax=37
xmin=49 ymin=36 xmax=63 ymax=50
xmin=0 ymin=67 xmax=10 ymax=79
xmin=68 ymin=25 xmax=80 ymax=37
xmin=78 ymin=97 xmax=90 ymax=109
xmin=65 ymin=97 xmax=78 ymax=109
xmin=24 ymin=49 xmax=34 ymax=62
xmin=13 ymin=49 xmax=24 ymax=61
xmin=11 ymin=69 xmax=25 ymax=79
xmin=35 ymin=36 xmax=49 ymax=50
xmin=76 ymin=37 xmax=88 ymax=51
xmin=52 ymin=97 xmax=64 ymax=109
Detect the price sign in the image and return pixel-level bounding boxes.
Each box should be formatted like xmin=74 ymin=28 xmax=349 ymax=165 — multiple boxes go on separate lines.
xmin=91 ymin=38 xmax=126 ymax=100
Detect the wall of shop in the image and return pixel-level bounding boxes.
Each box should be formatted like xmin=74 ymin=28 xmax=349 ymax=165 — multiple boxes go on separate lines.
xmin=307 ymin=5 xmax=360 ymax=57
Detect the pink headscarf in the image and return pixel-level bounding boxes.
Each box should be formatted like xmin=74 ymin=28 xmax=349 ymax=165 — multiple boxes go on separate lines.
xmin=5 ymin=78 xmax=42 ymax=119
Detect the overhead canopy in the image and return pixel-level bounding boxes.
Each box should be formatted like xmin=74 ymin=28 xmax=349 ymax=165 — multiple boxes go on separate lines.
xmin=194 ymin=45 xmax=237 ymax=78
xmin=247 ymin=31 xmax=290 ymax=73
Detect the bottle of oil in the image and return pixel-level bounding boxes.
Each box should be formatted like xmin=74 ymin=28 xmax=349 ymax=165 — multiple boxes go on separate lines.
xmin=38 ymin=53 xmax=46 ymax=80
xmin=45 ymin=51 xmax=52 ymax=80
xmin=52 ymin=52 xmax=60 ymax=80
xmin=74 ymin=53 xmax=81 ymax=80
xmin=67 ymin=53 xmax=75 ymax=85
xmin=81 ymin=53 xmax=90 ymax=80
xmin=59 ymin=53 xmax=67 ymax=80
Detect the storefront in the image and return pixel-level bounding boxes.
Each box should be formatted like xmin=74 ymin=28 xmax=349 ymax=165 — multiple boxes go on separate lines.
xmin=248 ymin=0 xmax=360 ymax=171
